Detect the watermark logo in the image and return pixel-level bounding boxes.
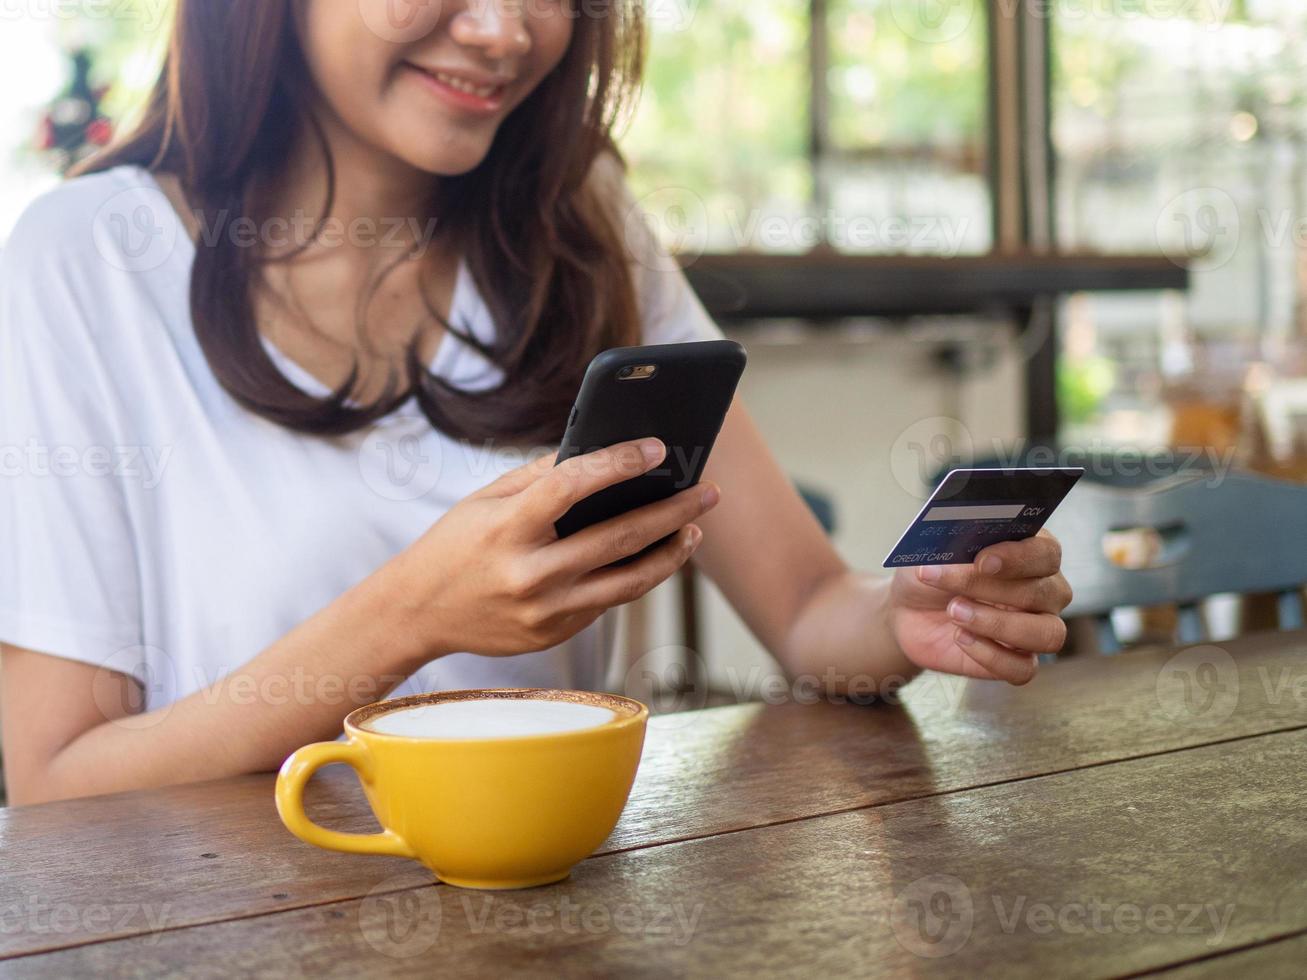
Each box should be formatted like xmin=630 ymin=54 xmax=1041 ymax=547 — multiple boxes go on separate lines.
xmin=358 ymin=0 xmax=443 ymax=43
xmin=626 ymin=186 xmax=710 ymax=270
xmin=890 ymin=874 xmax=974 ymax=957
xmin=620 ymin=644 xmax=709 ymax=728
xmin=889 ymin=416 xmax=975 ymax=499
xmin=887 ymin=416 xmax=1239 ymax=499
xmin=359 ymin=875 xmax=442 ymax=958
xmin=93 ymin=186 xmax=179 ymax=274
xmin=93 ymin=645 xmax=176 ymax=730
xmin=1155 ymin=644 xmax=1240 ymax=727
xmin=1155 ymin=187 xmax=1241 ymax=274
xmin=890 ymin=0 xmax=975 ymax=45
xmin=0 ymin=440 xmax=173 ymax=490
xmin=0 ymin=0 xmax=175 ymax=35
xmin=646 ymin=0 xmax=699 ymax=32
xmin=0 ymin=896 xmax=172 ymax=945
xmin=358 ymin=415 xmax=445 ymax=502
xmin=991 ymin=895 xmax=1235 ymax=946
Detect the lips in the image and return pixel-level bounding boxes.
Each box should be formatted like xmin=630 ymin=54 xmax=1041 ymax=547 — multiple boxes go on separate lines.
xmin=406 ymin=63 xmax=509 ymax=99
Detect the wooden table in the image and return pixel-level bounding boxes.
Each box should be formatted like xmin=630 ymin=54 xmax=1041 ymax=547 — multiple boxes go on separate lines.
xmin=3 ymin=632 xmax=1305 ymax=977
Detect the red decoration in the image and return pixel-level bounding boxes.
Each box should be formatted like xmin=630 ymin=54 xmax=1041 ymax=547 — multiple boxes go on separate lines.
xmin=86 ymin=118 xmax=113 ymax=146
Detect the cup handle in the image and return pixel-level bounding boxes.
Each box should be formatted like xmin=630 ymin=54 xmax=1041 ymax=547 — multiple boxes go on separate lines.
xmin=275 ymin=738 xmax=415 ymax=858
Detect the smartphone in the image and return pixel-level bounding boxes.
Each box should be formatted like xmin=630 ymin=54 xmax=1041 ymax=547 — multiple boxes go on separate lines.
xmin=883 ymin=467 xmax=1084 ymax=567
xmin=554 ymin=340 xmax=748 ymax=557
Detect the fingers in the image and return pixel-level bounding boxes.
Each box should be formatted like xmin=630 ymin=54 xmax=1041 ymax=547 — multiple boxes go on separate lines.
xmin=539 ymin=482 xmax=720 ymax=576
xmin=946 ymin=597 xmax=1067 ymax=655
xmin=916 ymin=563 xmax=1073 ymax=614
xmin=952 ymin=628 xmax=1039 ymax=685
xmin=473 ymin=451 xmax=558 ymax=500
xmin=517 ymin=439 xmax=667 ymax=529
xmin=973 ymin=530 xmax=1062 ymax=581
xmin=563 ymin=525 xmax=702 ymax=611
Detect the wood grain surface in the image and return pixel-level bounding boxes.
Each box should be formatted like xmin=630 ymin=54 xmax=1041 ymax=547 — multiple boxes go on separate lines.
xmin=2 ymin=632 xmax=1303 ymax=975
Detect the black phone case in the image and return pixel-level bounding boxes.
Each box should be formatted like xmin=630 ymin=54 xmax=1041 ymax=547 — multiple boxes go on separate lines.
xmin=554 ymin=340 xmax=748 ymax=555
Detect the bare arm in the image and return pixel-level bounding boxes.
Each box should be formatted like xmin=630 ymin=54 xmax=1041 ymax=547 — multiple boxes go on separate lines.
xmin=693 ymin=401 xmax=1072 ymax=696
xmin=1 ymin=571 xmax=425 ymax=805
xmin=2 ymin=439 xmax=719 ymax=805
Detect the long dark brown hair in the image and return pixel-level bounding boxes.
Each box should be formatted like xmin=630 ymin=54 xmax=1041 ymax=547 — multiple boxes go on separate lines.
xmin=78 ymin=0 xmax=645 ymax=443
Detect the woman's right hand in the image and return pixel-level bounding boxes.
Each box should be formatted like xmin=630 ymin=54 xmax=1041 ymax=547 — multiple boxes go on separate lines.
xmin=384 ymin=438 xmax=719 ymax=659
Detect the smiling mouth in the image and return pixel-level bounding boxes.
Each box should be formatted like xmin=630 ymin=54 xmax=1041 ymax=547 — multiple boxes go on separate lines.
xmin=406 ymin=63 xmax=509 ymax=101
xmin=428 ymin=69 xmax=503 ymax=98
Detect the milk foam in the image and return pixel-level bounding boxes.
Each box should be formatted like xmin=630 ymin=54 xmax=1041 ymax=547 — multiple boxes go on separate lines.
xmin=366 ymin=698 xmax=617 ymax=739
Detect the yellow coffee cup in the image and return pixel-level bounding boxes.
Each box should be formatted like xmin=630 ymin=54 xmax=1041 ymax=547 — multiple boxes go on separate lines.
xmin=275 ymin=689 xmax=648 ymax=890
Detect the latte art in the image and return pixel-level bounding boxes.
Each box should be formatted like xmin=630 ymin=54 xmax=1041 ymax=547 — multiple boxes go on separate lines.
xmin=365 ymin=698 xmax=618 ymax=739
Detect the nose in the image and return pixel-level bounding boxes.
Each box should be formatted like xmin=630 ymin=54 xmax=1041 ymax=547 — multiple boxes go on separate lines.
xmin=449 ymin=0 xmax=532 ymax=61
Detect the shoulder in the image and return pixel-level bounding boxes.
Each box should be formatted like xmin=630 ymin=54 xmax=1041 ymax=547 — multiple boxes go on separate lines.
xmin=584 ymin=153 xmax=725 ymax=345
xmin=585 ymin=151 xmax=678 ymax=278
xmin=0 ymin=166 xmax=189 ymax=369
xmin=2 ymin=165 xmax=188 ymax=281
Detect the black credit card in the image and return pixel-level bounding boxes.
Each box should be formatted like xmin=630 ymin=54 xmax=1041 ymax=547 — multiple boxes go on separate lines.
xmin=883 ymin=467 xmax=1084 ymax=568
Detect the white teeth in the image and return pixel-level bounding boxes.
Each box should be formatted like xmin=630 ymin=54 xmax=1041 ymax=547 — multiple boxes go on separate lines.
xmin=432 ymin=70 xmax=497 ymax=99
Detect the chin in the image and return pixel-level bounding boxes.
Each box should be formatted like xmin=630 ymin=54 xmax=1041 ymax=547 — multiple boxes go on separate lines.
xmin=393 ymin=133 xmax=497 ymax=178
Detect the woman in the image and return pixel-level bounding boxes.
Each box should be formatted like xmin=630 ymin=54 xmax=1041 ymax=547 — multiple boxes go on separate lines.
xmin=0 ymin=0 xmax=1071 ymax=805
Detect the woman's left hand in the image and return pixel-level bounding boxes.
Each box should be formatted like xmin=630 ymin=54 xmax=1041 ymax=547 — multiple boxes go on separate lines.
xmin=887 ymin=530 xmax=1073 ymax=685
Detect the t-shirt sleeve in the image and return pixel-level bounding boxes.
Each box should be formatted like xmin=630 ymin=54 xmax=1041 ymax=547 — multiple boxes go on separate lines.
xmin=0 ymin=195 xmax=145 ymax=675
xmin=600 ymin=158 xmax=726 ymax=347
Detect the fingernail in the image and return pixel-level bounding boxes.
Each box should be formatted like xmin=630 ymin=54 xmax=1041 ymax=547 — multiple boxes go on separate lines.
xmin=701 ymin=484 xmax=720 ymax=509
xmin=641 ymin=439 xmax=665 ymax=464
xmin=949 ymin=599 xmax=975 ymax=623
xmin=688 ymin=525 xmax=703 ymax=548
xmin=919 ymin=565 xmax=942 ymax=583
xmin=980 ymin=555 xmax=1002 ymax=575
xmin=956 ymin=629 xmax=976 ymax=647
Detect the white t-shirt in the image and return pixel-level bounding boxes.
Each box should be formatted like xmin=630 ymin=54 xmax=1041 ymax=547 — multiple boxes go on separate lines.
xmin=0 ymin=165 xmax=722 ymax=710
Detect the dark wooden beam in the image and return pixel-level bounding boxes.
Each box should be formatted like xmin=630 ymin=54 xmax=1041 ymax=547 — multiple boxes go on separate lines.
xmin=682 ymin=253 xmax=1189 ymax=321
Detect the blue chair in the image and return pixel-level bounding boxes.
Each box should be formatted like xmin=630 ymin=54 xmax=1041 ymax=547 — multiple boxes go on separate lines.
xmin=1044 ymin=470 xmax=1307 ymax=653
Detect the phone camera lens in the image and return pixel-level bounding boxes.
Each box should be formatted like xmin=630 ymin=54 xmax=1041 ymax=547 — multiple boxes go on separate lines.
xmin=618 ymin=366 xmax=634 ymax=380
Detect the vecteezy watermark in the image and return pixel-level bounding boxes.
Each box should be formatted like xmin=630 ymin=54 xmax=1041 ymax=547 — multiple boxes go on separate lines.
xmin=359 ymin=876 xmax=703 ymax=958
xmin=625 ymin=186 xmax=712 ymax=269
xmin=887 ymin=416 xmax=1239 ymax=500
xmin=645 ymin=0 xmax=699 ymax=32
xmin=192 ymin=665 xmax=412 ymax=711
xmin=996 ymin=0 xmax=1233 ymax=25
xmin=93 ymin=186 xmax=181 ymax=275
xmin=356 ymin=0 xmax=701 ymax=43
xmin=190 ymin=211 xmax=440 ymax=255
xmin=625 ymin=187 xmax=972 ymax=269
xmin=0 ymin=896 xmax=172 ymax=945
xmin=93 ymin=183 xmax=441 ymax=274
xmin=357 ymin=0 xmax=444 ymax=44
xmin=359 ymin=875 xmax=443 ymax=959
xmin=1152 ymin=190 xmax=1307 ymax=274
xmin=1155 ymin=187 xmax=1242 ymax=274
xmin=93 ymin=645 xmax=177 ymax=731
xmin=619 ymin=645 xmax=969 ymax=731
xmin=890 ymin=874 xmax=975 ymax=957
xmin=988 ymin=895 xmax=1235 ymax=945
xmin=0 ymin=0 xmax=174 ymax=33
xmin=893 ymin=0 xmax=1234 ymax=46
xmin=0 ymin=440 xmax=173 ymax=490
xmin=1155 ymin=644 xmax=1240 ymax=727
xmin=455 ymin=893 xmax=703 ymax=946
xmin=889 ymin=0 xmax=977 ymax=44
xmin=889 ymin=875 xmax=1237 ymax=957
xmin=358 ymin=416 xmax=448 ymax=503
xmin=356 ymin=430 xmax=715 ymax=503
xmin=91 ymin=644 xmax=419 ymax=732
